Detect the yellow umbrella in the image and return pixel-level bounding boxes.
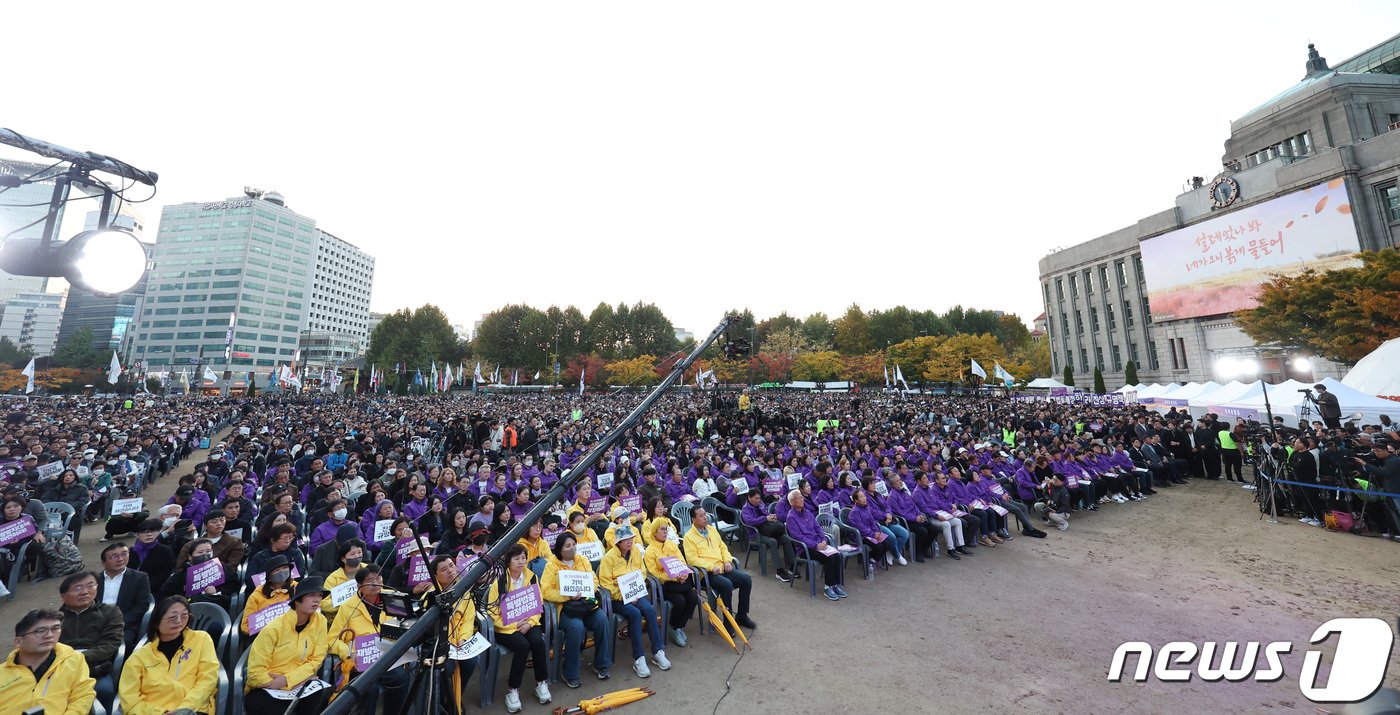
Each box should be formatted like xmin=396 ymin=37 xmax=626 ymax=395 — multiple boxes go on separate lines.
xmin=589 ymin=689 xmax=653 ymax=713
xmin=718 ymin=602 xmax=752 ymax=652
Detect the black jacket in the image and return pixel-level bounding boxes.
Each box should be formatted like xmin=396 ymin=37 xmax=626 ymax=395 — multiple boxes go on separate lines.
xmin=95 ymin=568 xmax=151 ymax=649
xmin=129 ymin=544 xmax=175 ymax=606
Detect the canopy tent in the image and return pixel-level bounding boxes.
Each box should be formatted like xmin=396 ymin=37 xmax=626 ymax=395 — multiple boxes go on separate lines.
xmin=1026 ymin=377 xmax=1069 ymax=389
xmin=1134 ymin=383 xmax=1180 ymax=408
xmin=1205 ymin=379 xmax=1311 ymax=422
xmin=1114 ymin=383 xmax=1146 ymax=394
xmin=1343 ymin=338 xmax=1400 ymax=399
xmin=1186 ymin=380 xmax=1247 ymax=418
xmin=1312 ymin=378 xmax=1400 ymax=425
xmin=1151 ymin=382 xmax=1221 ymax=413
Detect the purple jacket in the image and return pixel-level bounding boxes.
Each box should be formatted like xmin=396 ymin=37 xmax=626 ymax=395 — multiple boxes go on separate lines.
xmin=507 ymin=499 xmax=534 ymax=522
xmin=847 ymin=503 xmax=884 ymax=543
xmin=309 ymin=517 xmax=351 ymax=554
xmin=402 ymin=498 xmax=429 ymax=524
xmin=886 ymin=488 xmax=921 ymax=521
xmin=663 ymin=478 xmax=695 ymax=503
xmin=1014 ymin=466 xmax=1040 ymax=501
xmin=740 ymin=502 xmax=770 ymax=529
xmin=359 ymin=499 xmax=397 ymax=549
xmin=784 ymin=504 xmax=825 ymax=549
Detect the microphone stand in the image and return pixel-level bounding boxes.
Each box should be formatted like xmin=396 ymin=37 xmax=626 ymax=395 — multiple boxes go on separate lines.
xmin=322 ymin=314 xmax=737 ymax=715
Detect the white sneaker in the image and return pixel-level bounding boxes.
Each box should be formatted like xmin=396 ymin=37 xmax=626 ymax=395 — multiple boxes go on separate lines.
xmin=896 ymin=554 xmax=908 ymax=566
xmin=1298 ymin=517 xmax=1312 ymax=524
xmin=884 ymin=551 xmax=894 ymax=565
xmin=652 ymin=649 xmax=671 ymax=670
xmin=634 ymin=656 xmax=651 ymax=678
xmin=535 ymin=681 xmax=552 ymax=704
xmin=505 ymin=689 xmax=522 ymax=713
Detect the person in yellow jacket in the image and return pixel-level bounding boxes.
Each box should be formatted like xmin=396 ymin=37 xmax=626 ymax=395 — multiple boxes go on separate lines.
xmin=0 ymin=609 xmax=94 ymax=715
xmin=682 ymin=504 xmax=757 ymax=631
xmin=117 ymin=595 xmax=220 ymax=715
xmin=540 ymin=531 xmax=611 ymax=686
xmin=565 ymin=511 xmax=604 ymax=561
xmin=327 ymin=564 xmax=410 ymax=715
xmin=602 ymin=504 xmax=644 ymax=551
xmin=487 ymin=543 xmax=550 ymax=713
xmin=321 ymin=539 xmax=367 ymax=618
xmin=411 ymin=555 xmax=481 ymax=715
xmin=597 ymin=525 xmax=670 ymax=678
xmin=241 ymin=554 xmax=295 ymax=635
xmin=641 ymin=498 xmax=678 ymax=548
xmin=521 ymin=519 xmax=549 ymax=572
xmin=642 ymin=518 xmax=699 ymax=647
xmin=567 ymin=481 xmax=610 ymax=536
xmin=245 ymin=576 xmax=331 ymax=714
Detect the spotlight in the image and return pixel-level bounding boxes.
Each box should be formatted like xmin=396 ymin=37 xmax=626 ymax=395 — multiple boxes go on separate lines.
xmin=1291 ymin=357 xmax=1313 ymax=373
xmin=0 ymin=228 xmax=147 ymax=296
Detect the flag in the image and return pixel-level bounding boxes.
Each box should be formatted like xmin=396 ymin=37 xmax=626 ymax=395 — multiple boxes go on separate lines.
xmin=107 ymin=351 xmax=123 ymax=384
xmin=970 ymin=359 xmax=987 ymax=380
xmin=579 ymin=369 xmax=585 ymax=396
xmin=353 ymin=368 xmax=360 ymax=392
xmin=883 ymin=366 xmax=890 ymax=388
xmin=203 ymin=366 xmax=218 ymax=384
xmin=533 ymin=370 xmax=540 ymax=380
xmin=21 ymin=358 xmax=35 ymax=394
xmin=473 ymin=362 xmax=484 ymax=385
xmin=894 ymin=365 xmax=910 ymax=391
xmin=430 ymin=363 xmax=439 ymax=392
xmin=415 ymin=368 xmax=424 ymax=387
xmin=994 ymin=362 xmax=1015 ymax=387
xmin=512 ymin=370 xmax=518 ymax=386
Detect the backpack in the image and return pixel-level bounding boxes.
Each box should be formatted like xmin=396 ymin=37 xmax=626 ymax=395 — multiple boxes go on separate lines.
xmin=42 ymin=534 xmax=84 ymax=577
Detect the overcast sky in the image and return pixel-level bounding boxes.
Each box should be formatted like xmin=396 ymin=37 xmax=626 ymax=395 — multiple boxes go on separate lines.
xmin=3 ymin=2 xmax=1395 ymax=336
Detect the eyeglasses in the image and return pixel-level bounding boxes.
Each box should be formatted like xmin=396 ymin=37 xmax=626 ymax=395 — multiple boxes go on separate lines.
xmin=22 ymin=625 xmax=62 ymax=637
xmin=163 ymin=611 xmax=190 ymax=623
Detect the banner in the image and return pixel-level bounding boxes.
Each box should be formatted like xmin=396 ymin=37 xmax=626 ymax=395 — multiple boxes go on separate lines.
xmin=251 ymin=564 xmax=300 ymax=589
xmin=619 ymin=494 xmax=642 ymax=515
xmin=110 ymin=498 xmax=144 ymax=516
xmin=36 ymin=461 xmax=63 ymax=481
xmin=248 ymin=601 xmax=290 ymax=634
xmin=761 ymin=475 xmax=784 ymax=496
xmin=373 ymin=520 xmax=394 ymax=543
xmin=500 ymin=584 xmax=544 ymax=626
xmin=184 ymin=559 xmax=225 ymax=596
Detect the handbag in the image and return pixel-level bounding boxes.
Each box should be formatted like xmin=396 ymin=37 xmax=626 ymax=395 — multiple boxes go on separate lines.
xmin=561 ymin=598 xmax=597 ymax=618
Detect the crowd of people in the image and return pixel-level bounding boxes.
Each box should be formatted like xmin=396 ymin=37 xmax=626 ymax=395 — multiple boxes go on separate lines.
xmin=2 ymin=386 xmax=1397 ymax=715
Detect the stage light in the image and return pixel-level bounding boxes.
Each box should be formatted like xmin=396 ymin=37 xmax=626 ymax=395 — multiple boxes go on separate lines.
xmin=1291 ymin=357 xmax=1313 ymax=373
xmin=67 ymin=229 xmax=147 ymax=294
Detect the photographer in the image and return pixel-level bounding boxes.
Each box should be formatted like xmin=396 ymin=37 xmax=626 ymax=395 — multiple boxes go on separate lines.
xmin=1354 ymin=443 xmax=1400 ymax=537
xmin=1308 ymin=384 xmax=1342 ymax=430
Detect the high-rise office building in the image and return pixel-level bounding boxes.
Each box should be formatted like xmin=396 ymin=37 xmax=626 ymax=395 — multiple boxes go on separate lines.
xmin=302 ymin=229 xmax=375 ymax=368
xmin=0 ymin=291 xmax=64 ymax=356
xmin=134 ymin=190 xmax=316 ymax=371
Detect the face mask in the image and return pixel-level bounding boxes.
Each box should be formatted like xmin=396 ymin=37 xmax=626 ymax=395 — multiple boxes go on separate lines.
xmin=333 ymin=508 xmax=348 ymax=520
xmin=451 ymin=460 xmax=461 ymax=467
xmin=386 ymin=468 xmax=397 ymax=475
xmin=572 ymin=524 xmax=586 ymax=534
xmin=163 ymin=517 xmax=177 ymax=528
xmin=345 ymin=557 xmax=362 ymax=568
xmin=524 ymin=459 xmax=533 ymax=467
xmin=191 ymin=553 xmax=213 ymax=564
xmin=269 ymin=570 xmax=290 ymax=584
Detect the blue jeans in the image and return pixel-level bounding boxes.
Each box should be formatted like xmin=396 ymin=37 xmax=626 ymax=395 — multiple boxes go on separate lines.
xmin=95 ymin=675 xmax=115 ymax=711
xmin=560 ymin=606 xmax=610 ymax=680
xmin=879 ymin=523 xmax=909 ymax=557
xmin=612 ymin=597 xmax=663 ymax=660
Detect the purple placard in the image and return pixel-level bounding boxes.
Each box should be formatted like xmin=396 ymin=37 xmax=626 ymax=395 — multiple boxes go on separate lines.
xmin=660 ymin=556 xmax=690 ymax=579
xmin=250 ymin=564 xmax=301 ymax=589
xmin=407 ymin=555 xmax=430 ymax=587
xmin=761 ymin=477 xmax=783 ymax=496
xmin=395 ymin=537 xmax=423 ymax=563
xmin=542 ymin=527 xmax=564 ymax=548
xmin=454 ymin=552 xmax=476 ymax=574
xmin=586 ymin=495 xmax=607 ymax=514
xmin=0 ymin=516 xmax=36 ymax=547
xmin=248 ymin=601 xmax=289 ymax=634
xmin=619 ymin=494 xmax=641 ymax=515
xmin=499 ymin=584 xmax=543 ymax=626
xmin=185 ymin=558 xmax=225 ymax=596
xmin=352 ymin=633 xmax=380 ymax=671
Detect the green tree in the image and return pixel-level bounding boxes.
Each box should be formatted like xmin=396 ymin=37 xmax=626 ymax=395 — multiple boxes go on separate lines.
xmin=605 ymin=355 xmax=659 ymax=386
xmin=1093 ymin=366 xmax=1105 ymax=394
xmin=0 ymin=336 xmax=34 ymax=369
xmin=800 ymin=312 xmax=834 ymax=351
xmin=792 ymin=351 xmax=844 ymax=381
xmin=1063 ymin=364 xmax=1075 ymax=388
xmin=754 ymin=312 xmax=801 ymax=349
xmin=833 ymin=304 xmax=873 ymax=354
xmin=365 ymin=305 xmax=463 ymax=378
xmin=474 ymin=304 xmax=550 ymax=369
xmin=1124 ymin=360 xmax=1139 ymax=386
xmin=52 ymin=327 xmax=102 ymax=369
xmin=869 ymin=306 xmax=915 ymax=348
xmin=759 ymin=327 xmax=808 ymax=356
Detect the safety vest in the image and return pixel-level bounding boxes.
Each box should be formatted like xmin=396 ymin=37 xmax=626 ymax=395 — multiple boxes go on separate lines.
xmin=816 ymin=419 xmax=828 ymax=435
xmin=1002 ymin=428 xmax=1016 ymax=448
xmin=696 ymin=417 xmax=706 ymax=436
xmin=503 ymin=425 xmax=518 ymax=449
xmin=1218 ymin=430 xmax=1237 ymax=450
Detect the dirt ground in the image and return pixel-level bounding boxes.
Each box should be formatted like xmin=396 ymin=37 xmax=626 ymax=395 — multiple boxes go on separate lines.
xmin=5 ymin=441 xmax=1398 ymax=715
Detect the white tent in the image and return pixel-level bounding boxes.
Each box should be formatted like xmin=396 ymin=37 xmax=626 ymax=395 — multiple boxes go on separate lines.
xmin=1114 ymin=383 xmax=1146 ymax=394
xmin=1314 ymin=378 xmax=1400 ymax=425
xmin=1207 ymin=379 xmax=1311 ymax=422
xmin=1152 ymin=382 xmax=1220 ymax=413
xmin=1134 ymin=383 xmax=1180 ymax=408
xmin=1026 ymin=377 xmax=1069 ymax=389
xmin=1187 ymin=380 xmax=1247 ymax=418
xmin=1343 ymin=338 xmax=1400 ymax=399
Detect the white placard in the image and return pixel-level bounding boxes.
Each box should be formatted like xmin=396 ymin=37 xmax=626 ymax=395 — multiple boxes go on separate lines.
xmin=596 ymin=472 xmax=614 ymax=490
xmin=575 ymin=540 xmax=604 ymax=562
xmin=37 ymin=462 xmax=63 ymax=480
xmin=227 ymin=528 xmax=243 ymax=540
xmin=111 ymin=498 xmax=143 ymax=516
xmin=330 ymin=579 xmax=357 ymax=607
xmin=448 ymin=632 xmax=491 ymax=660
xmin=874 ymin=481 xmax=889 ymax=497
xmin=730 ymin=478 xmax=749 ymax=496
xmin=989 ymin=504 xmax=1009 ymax=516
xmin=617 ymin=569 xmax=647 ymax=605
xmin=373 ymin=519 xmax=394 ymax=543
xmin=557 ymin=569 xmax=594 ymax=598
xmin=786 ymin=474 xmax=803 ymax=491
xmin=263 ymin=679 xmax=330 ymax=700
xmin=240 ymin=427 xmax=252 ymax=436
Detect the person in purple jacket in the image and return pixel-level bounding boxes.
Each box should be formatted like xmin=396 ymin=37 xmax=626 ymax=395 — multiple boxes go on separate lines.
xmin=663 ymin=468 xmax=697 ymax=505
xmin=912 ymin=471 xmax=973 ymax=560
xmin=739 ymin=490 xmax=795 ymax=582
xmin=813 ymin=474 xmax=842 ymax=509
xmin=848 ymin=489 xmax=898 ymax=573
xmin=360 ymin=499 xmax=397 ymax=553
xmin=308 ymin=498 xmax=352 ymax=554
xmin=775 ymin=480 xmax=811 ymax=524
xmin=947 ymin=467 xmax=999 ymax=547
xmin=858 ymin=474 xmax=909 ymax=564
xmin=507 ymin=485 xmax=535 ymax=522
xmin=782 ymin=490 xmax=845 ymax=601
xmin=974 ymin=465 xmax=1046 ymax=539
xmin=402 ymin=482 xmax=430 ymax=524
xmin=884 ymin=472 xmax=935 ymax=561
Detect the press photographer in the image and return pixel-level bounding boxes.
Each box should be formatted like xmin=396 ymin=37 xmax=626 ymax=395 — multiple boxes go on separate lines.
xmin=1302 ymin=384 xmax=1342 ymax=430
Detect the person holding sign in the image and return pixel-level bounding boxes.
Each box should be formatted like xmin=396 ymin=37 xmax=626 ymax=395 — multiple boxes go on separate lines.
xmin=683 ymin=505 xmax=758 ymax=629
xmin=642 ymin=519 xmax=699 ymax=647
xmin=116 ymin=596 xmax=221 ymax=715
xmin=640 ymin=498 xmax=676 ymax=548
xmin=598 ymin=525 xmax=670 ymax=678
xmin=783 ymin=490 xmax=845 ymax=601
xmin=567 ymin=482 xmax=610 ymax=535
xmin=858 ymin=475 xmax=910 ymax=564
xmin=566 ymin=511 xmax=603 ymax=555
xmin=158 ymin=538 xmax=230 ymax=609
xmin=245 ymin=576 xmax=331 ymax=714
xmin=1 ymin=496 xmax=44 ymax=577
xmin=321 ymin=538 xmax=367 ymax=618
xmin=541 ymin=532 xmax=610 ymax=688
xmin=487 ymin=544 xmax=551 ymax=713
xmin=241 ymin=554 xmax=295 ymax=635
xmin=328 ymin=564 xmax=410 ymax=715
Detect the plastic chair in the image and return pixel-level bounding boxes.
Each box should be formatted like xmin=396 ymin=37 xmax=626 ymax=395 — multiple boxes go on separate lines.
xmin=229 ymin=649 xmax=249 ymax=715
xmin=669 ymin=502 xmax=693 ymax=538
xmin=189 ymin=601 xmax=233 ymax=670
xmin=477 ymin=610 xmax=534 ymax=708
xmin=44 ymin=502 xmax=76 ymax=541
xmin=646 ymin=575 xmax=673 ymax=647
xmin=4 ymin=541 xmax=30 ymax=601
xmin=700 ymin=497 xmax=740 ymax=543
xmin=787 ymin=541 xmax=822 ymax=599
xmin=818 ymin=513 xmax=864 ymax=581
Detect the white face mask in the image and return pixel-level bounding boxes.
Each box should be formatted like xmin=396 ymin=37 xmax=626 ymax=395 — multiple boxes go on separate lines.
xmin=451 ymin=460 xmax=461 ymax=467
xmin=333 ymin=508 xmax=348 ymax=520
xmin=162 ymin=516 xmax=177 ymax=528
xmin=386 ymin=468 xmax=397 ymax=475
xmin=524 ymin=459 xmax=533 ymax=467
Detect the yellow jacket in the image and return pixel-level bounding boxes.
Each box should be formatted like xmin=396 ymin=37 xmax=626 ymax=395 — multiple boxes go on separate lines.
xmin=522 ymin=535 xmax=549 ymax=563
xmin=322 ymin=568 xmax=352 ymax=616
xmin=117 ymin=629 xmax=221 ymax=715
xmin=241 ymin=581 xmax=294 ymax=634
xmin=596 ymin=544 xmax=646 ymax=599
xmin=643 ymin=534 xmax=689 ymax=584
xmin=246 ymin=607 xmax=330 ymax=692
xmin=540 ymin=553 xmax=597 ymax=614
xmin=0 ymin=643 xmax=93 ymax=715
xmin=327 ymin=592 xmax=377 ymax=661
xmin=487 ymin=569 xmax=541 ymax=636
xmin=416 ymin=580 xmax=478 ymax=647
xmin=682 ymin=524 xmax=732 ymax=572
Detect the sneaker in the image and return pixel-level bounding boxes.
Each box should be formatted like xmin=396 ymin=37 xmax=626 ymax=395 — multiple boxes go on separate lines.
xmin=833 ymin=584 xmax=848 ymax=598
xmin=505 ymin=689 xmax=522 ymax=713
xmin=1298 ymin=517 xmax=1312 ymax=524
xmin=652 ymin=650 xmax=671 ymax=671
xmin=563 ymin=676 xmax=581 ymax=689
xmin=955 ymin=546 xmax=974 ymax=556
xmin=535 ymin=681 xmax=552 ymax=704
xmin=670 ymin=627 xmax=687 ymax=648
xmin=1057 ymin=522 xmax=1069 ymax=531
xmin=896 ymin=554 xmax=908 ymax=566
xmin=775 ymin=568 xmax=793 ymax=583
xmin=594 ymin=665 xmax=611 ymax=680
xmin=633 ymin=656 xmax=651 ymax=678
xmin=884 ymin=551 xmax=895 ymax=566
xmin=98 ymin=536 xmax=110 ymax=543
xmin=736 ymin=614 xmax=757 ymax=629
xmin=825 ymin=586 xmax=840 ymax=601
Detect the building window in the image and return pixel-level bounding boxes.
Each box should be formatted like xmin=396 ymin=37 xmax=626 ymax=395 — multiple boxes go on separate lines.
xmin=1169 ymin=339 xmax=1179 ymax=370
xmin=1147 ymin=340 xmax=1159 ymax=370
xmin=1115 ymin=260 xmax=1127 ymax=287
xmin=1069 ymin=275 xmax=1078 ymax=297
xmin=1074 ymin=311 xmax=1083 ymax=334
xmin=1132 ymin=255 xmax=1144 ymax=283
xmin=1111 ymin=344 xmax=1122 ymax=371
xmin=1177 ymin=338 xmax=1188 ymax=370
xmin=1084 ymin=270 xmax=1093 ymax=295
xmin=1098 ymin=265 xmax=1109 ymax=293
xmin=1090 ymin=307 xmax=1100 ymax=332
xmin=1129 ymin=342 xmax=1139 ymax=364
xmin=1095 ymin=346 xmax=1104 ymax=369
xmin=1123 ymin=301 xmax=1135 ymax=328
xmin=1079 ymin=348 xmax=1089 ymax=373
xmin=1107 ymin=306 xmax=1117 ymax=330
xmin=1141 ymin=297 xmax=1152 ymax=324
xmin=1381 ymin=184 xmax=1400 ymax=222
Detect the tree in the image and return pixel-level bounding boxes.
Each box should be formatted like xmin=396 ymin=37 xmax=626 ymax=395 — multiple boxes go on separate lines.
xmin=1063 ymin=365 xmax=1075 ymax=388
xmin=800 ymin=313 xmax=834 ymax=351
xmin=0 ymin=337 xmax=33 ymax=369
xmin=0 ymin=366 xmax=83 ymax=393
xmin=1124 ymin=360 xmax=1139 ymax=386
xmin=841 ymin=352 xmax=885 ymax=385
xmin=365 ymin=305 xmax=464 ymax=379
xmin=869 ymin=306 xmax=915 ymax=348
xmin=1236 ymin=248 xmax=1400 ymax=363
xmin=919 ymin=333 xmax=1029 ymax=384
xmin=754 ymin=312 xmax=801 ymax=349
xmin=1013 ymin=339 xmax=1052 ymax=379
xmin=832 ymin=304 xmax=873 ymax=354
xmin=52 ymin=327 xmax=103 ymax=369
xmin=759 ymin=327 xmax=809 ymax=356
xmin=792 ymin=351 xmax=844 ymax=381
xmin=561 ymin=353 xmax=609 ymax=389
xmin=747 ymin=353 xmax=795 ymax=383
xmin=605 ymin=355 xmax=660 ymax=386
xmin=474 ymin=304 xmax=550 ymax=369
xmin=1093 ymin=367 xmax=1106 ymax=394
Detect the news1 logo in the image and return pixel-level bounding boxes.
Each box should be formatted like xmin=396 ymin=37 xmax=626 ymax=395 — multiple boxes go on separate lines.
xmin=1107 ymin=618 xmax=1394 ymax=703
